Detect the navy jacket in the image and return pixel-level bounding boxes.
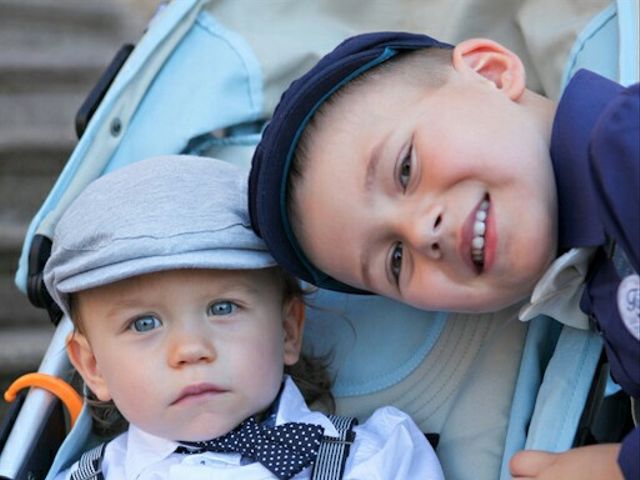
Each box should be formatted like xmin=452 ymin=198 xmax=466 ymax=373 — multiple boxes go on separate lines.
xmin=551 ymin=69 xmax=639 ymax=479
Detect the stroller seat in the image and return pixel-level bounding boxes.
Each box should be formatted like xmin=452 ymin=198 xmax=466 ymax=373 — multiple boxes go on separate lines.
xmin=1 ymin=1 xmax=637 ymax=479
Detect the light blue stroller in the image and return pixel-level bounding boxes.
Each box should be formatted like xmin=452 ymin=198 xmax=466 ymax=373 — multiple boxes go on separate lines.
xmin=1 ymin=1 xmax=638 ymax=479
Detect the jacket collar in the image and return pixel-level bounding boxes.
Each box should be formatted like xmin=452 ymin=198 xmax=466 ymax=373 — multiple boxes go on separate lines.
xmin=519 ymin=247 xmax=596 ymax=329
xmin=550 ymin=69 xmax=623 ymax=250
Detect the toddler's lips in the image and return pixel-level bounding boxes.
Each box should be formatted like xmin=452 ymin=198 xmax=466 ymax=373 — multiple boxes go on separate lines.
xmin=171 ymin=383 xmax=227 ymax=405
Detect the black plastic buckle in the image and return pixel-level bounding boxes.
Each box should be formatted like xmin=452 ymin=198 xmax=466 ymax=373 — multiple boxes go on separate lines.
xmin=75 ymin=43 xmax=134 ymax=139
xmin=26 ymin=234 xmax=62 ymax=325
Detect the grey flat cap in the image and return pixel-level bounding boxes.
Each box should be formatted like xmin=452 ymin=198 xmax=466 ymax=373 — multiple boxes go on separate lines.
xmin=44 ymin=155 xmax=276 ymax=319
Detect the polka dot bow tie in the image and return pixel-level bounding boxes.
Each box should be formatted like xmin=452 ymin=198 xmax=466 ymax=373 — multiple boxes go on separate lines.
xmin=178 ymin=417 xmax=325 ymax=479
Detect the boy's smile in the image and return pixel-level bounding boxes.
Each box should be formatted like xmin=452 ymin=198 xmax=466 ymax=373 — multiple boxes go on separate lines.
xmin=294 ymin=41 xmax=559 ymax=312
xmin=68 ymin=268 xmax=303 ymax=441
xmin=463 ymin=194 xmax=494 ymax=274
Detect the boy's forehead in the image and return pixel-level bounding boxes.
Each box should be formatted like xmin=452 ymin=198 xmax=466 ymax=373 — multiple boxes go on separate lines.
xmin=248 ymin=31 xmax=452 ymax=291
xmin=313 ymin=72 xmax=425 ymax=134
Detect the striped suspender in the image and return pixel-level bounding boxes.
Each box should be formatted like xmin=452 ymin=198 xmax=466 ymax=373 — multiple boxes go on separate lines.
xmin=68 ymin=416 xmax=357 ymax=480
xmin=70 ymin=443 xmax=106 ymax=480
xmin=311 ymin=415 xmax=358 ymax=480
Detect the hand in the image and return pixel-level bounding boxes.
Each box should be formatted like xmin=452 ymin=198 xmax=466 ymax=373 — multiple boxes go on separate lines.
xmin=510 ymin=444 xmax=623 ymax=480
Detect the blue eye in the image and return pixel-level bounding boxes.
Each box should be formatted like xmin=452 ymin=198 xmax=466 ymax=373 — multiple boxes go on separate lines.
xmin=389 ymin=242 xmax=404 ymax=286
xmin=130 ymin=315 xmax=162 ymax=332
xmin=208 ymin=301 xmax=237 ymax=316
xmin=398 ymin=144 xmax=412 ymax=190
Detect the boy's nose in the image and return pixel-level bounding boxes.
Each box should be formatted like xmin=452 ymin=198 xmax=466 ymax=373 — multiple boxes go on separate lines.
xmin=405 ymin=205 xmax=443 ymax=260
xmin=169 ymin=330 xmax=216 ymax=367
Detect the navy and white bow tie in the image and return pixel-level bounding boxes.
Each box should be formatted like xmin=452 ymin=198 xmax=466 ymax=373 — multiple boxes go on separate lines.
xmin=178 ymin=416 xmax=325 ymax=479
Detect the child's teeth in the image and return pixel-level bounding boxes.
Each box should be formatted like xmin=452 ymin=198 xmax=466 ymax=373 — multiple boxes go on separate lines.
xmin=471 ymin=197 xmax=490 ymax=268
xmin=472 ymin=236 xmax=485 ymax=249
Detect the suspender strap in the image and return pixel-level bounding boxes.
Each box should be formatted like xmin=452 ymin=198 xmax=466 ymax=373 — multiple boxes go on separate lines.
xmin=69 ymin=417 xmax=357 ymax=480
xmin=311 ymin=415 xmax=357 ymax=480
xmin=70 ymin=442 xmax=107 ymax=480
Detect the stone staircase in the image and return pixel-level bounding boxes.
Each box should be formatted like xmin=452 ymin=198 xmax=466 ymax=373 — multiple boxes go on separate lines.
xmin=0 ymin=0 xmax=149 ymax=421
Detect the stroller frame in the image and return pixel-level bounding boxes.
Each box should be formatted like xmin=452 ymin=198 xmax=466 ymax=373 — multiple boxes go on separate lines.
xmin=1 ymin=1 xmax=638 ymax=479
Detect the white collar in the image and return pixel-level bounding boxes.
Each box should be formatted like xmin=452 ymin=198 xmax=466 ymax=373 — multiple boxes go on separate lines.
xmin=123 ymin=376 xmax=337 ymax=478
xmin=125 ymin=426 xmax=180 ymax=480
xmin=275 ymin=376 xmax=339 ymax=437
xmin=519 ymin=247 xmax=596 ymax=329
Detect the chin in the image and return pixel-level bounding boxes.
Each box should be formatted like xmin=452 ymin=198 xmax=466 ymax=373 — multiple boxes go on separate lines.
xmin=454 ymin=299 xmax=521 ymax=314
xmin=172 ymin=415 xmax=240 ymax=442
xmin=177 ymin=426 xmax=232 ymax=442
xmin=460 ymin=285 xmax=537 ymax=314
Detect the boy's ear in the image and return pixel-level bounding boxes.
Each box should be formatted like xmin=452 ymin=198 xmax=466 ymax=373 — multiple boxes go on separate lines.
xmin=282 ymin=297 xmax=306 ymax=366
xmin=452 ymin=38 xmax=526 ymax=101
xmin=66 ymin=332 xmax=111 ymax=401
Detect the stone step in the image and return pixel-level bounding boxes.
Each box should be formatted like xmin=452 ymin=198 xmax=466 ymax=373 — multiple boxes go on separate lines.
xmin=0 ymin=93 xmax=81 ymax=141
xmin=0 ymin=0 xmax=141 ymax=42
xmin=0 ymin=0 xmax=143 ymax=91
xmin=0 ymin=150 xmax=69 ymax=240
xmin=0 ymin=93 xmax=82 ymax=232
xmin=0 ymin=219 xmax=49 ymax=326
xmin=0 ymin=60 xmax=109 ymax=95
xmin=0 ymin=262 xmax=50 ymax=327
xmin=0 ymin=0 xmax=152 ymax=381
xmin=0 ymin=125 xmax=73 ymax=166
xmin=0 ymin=219 xmax=27 ymax=254
xmin=0 ymin=43 xmax=125 ymax=72
xmin=0 ymin=325 xmax=55 ymax=371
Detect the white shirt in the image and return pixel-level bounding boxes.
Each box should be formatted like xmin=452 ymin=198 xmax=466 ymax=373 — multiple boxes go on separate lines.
xmin=55 ymin=377 xmax=443 ymax=480
xmin=519 ymin=247 xmax=596 ymax=329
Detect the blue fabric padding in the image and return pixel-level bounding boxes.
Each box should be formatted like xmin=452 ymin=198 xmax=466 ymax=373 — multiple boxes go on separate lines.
xmin=616 ymin=0 xmax=639 ymax=85
xmin=562 ymin=4 xmax=618 ymax=88
xmin=605 ymin=373 xmax=623 ymax=396
xmin=15 ymin=2 xmax=264 ymax=293
xmin=524 ymin=327 xmax=603 ymax=452
xmin=44 ymin=406 xmax=94 ymax=480
xmin=499 ymin=316 xmax=562 ymax=480
xmin=105 ymin=12 xmax=263 ymax=173
xmin=303 ymin=288 xmax=447 ymax=396
xmin=185 ymin=133 xmax=262 ymax=157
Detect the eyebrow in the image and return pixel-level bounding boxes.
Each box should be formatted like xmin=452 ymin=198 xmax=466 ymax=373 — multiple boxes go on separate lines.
xmin=216 ymin=283 xmax=261 ymax=298
xmin=363 ymin=134 xmax=389 ymax=194
xmin=359 ymin=241 xmax=376 ymax=292
xmin=103 ymin=298 xmax=146 ymax=322
xmin=360 ymin=131 xmax=395 ymax=289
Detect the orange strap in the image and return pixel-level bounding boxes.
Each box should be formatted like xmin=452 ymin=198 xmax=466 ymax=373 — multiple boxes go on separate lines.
xmin=4 ymin=373 xmax=83 ymax=428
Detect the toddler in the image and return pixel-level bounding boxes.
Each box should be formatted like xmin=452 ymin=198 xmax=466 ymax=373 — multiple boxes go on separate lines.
xmin=45 ymin=155 xmax=443 ymax=479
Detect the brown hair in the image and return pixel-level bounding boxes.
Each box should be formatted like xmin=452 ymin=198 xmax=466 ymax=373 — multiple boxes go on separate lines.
xmin=276 ymin=268 xmax=335 ymax=413
xmin=287 ymin=47 xmax=453 ymax=235
xmin=69 ymin=267 xmax=335 ymax=437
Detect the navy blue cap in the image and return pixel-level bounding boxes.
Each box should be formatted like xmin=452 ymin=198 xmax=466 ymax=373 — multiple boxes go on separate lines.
xmin=249 ymin=31 xmax=453 ymax=293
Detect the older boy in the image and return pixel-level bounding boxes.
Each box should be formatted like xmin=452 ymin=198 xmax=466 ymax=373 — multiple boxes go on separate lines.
xmin=248 ymin=32 xmax=639 ymax=479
